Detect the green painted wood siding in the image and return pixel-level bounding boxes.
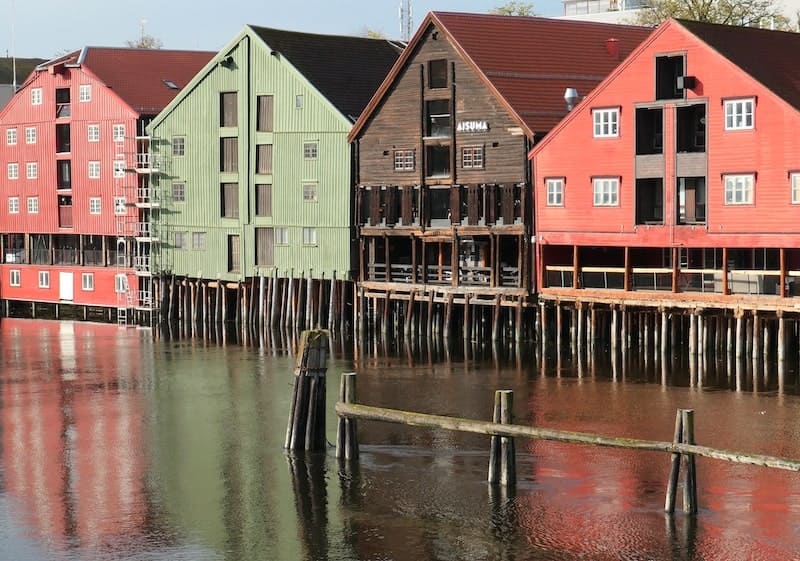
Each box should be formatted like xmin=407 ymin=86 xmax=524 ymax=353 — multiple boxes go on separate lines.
xmin=149 ymin=32 xmax=354 ymax=283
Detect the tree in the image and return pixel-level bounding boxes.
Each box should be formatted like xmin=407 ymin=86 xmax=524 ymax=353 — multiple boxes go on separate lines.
xmin=360 ymin=27 xmax=386 ymax=39
xmin=633 ymin=0 xmax=791 ymax=29
xmin=126 ymin=33 xmax=163 ymax=49
xmin=490 ymin=1 xmax=536 ymax=16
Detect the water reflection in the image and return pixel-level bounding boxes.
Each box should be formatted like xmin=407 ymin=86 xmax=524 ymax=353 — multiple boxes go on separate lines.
xmin=2 ymin=318 xmax=800 ymax=560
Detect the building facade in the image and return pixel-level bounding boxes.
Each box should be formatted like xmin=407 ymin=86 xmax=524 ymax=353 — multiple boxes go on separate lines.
xmin=349 ymin=12 xmax=650 ymax=339
xmin=0 ymin=48 xmax=212 ymax=324
xmin=530 ymin=19 xmax=800 ymax=313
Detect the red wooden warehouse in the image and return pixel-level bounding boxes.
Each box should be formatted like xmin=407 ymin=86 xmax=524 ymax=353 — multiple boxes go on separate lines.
xmin=530 ymin=19 xmax=800 ymax=316
xmin=0 ymin=47 xmax=212 ymax=323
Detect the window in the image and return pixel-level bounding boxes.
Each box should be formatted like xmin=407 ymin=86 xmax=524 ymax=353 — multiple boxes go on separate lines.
xmin=255 ymin=228 xmax=274 ymax=267
xmin=275 ymin=227 xmax=289 ymax=245
xmin=295 ymin=94 xmax=304 ymax=109
xmin=8 ymin=163 xmax=18 ymax=179
xmin=724 ymin=174 xmax=754 ymax=205
xmin=593 ymin=108 xmax=619 ymax=137
xmin=88 ymin=124 xmax=100 ymax=142
xmin=172 ymin=182 xmax=186 ymax=202
xmin=221 ymin=183 xmax=239 ymax=218
xmin=257 ymin=95 xmax=274 ymax=132
xmin=677 ymin=177 xmax=706 ymax=224
xmin=425 ymin=144 xmax=450 ymax=178
xmin=191 ymin=232 xmax=207 ymax=250
xmin=31 ymin=88 xmax=42 ymax=105
xmin=302 ymin=227 xmax=317 ymax=246
xmin=220 ymin=92 xmax=238 ymax=126
xmin=220 ymin=137 xmax=238 ymax=172
xmin=635 ymin=178 xmax=664 ymax=224
xmin=303 ymin=183 xmax=318 ymax=202
xmin=115 ymin=274 xmax=128 ymax=293
xmin=429 ymin=59 xmax=448 ymax=89
xmin=593 ymin=177 xmax=620 ymax=206
xmin=393 ymin=150 xmax=415 ymax=171
xmin=113 ymin=160 xmax=125 ymax=178
xmin=89 ymin=197 xmax=101 ymax=214
xmin=82 ymin=272 xmax=94 ymax=291
xmin=792 ymin=173 xmax=800 ymax=204
xmin=6 ymin=128 xmax=16 ymax=145
xmin=38 ymin=271 xmax=49 ymax=289
xmin=79 ymin=84 xmax=91 ymax=102
xmin=256 ymin=183 xmax=272 ymax=216
xmin=256 ymin=144 xmax=272 ymax=174
xmin=10 ymin=270 xmax=20 ymax=287
xmin=228 ymin=235 xmax=240 ymax=273
xmin=174 ymin=231 xmax=188 ymax=249
xmin=303 ymin=142 xmax=318 ymax=159
xmin=724 ymin=98 xmax=754 ymax=130
xmin=88 ymin=161 xmax=100 ymax=178
xmin=114 ymin=196 xmax=126 ymax=215
xmin=25 ymin=127 xmax=36 ymax=144
xmin=172 ymin=136 xmax=185 ymax=157
xmin=462 ymin=146 xmax=484 ymax=169
xmin=27 ymin=197 xmax=38 ymax=214
xmin=546 ymin=178 xmax=564 ymax=206
xmin=112 ymin=124 xmax=125 ymax=142
xmin=426 ymin=99 xmax=451 ymax=137
xmin=8 ymin=197 xmax=19 ymax=214
xmin=655 ymin=55 xmax=684 ymax=100
xmin=26 ymin=162 xmax=37 ymax=179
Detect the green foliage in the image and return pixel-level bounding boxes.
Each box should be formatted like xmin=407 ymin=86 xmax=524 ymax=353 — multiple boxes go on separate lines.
xmin=0 ymin=58 xmax=45 ymax=84
xmin=126 ymin=33 xmax=164 ymax=49
xmin=490 ymin=1 xmax=536 ymax=16
xmin=633 ymin=0 xmax=792 ymax=29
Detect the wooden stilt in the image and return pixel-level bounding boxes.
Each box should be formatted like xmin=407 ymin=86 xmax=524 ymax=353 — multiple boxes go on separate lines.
xmin=665 ymin=409 xmax=683 ymax=513
xmin=681 ymin=409 xmax=698 ymax=514
xmin=336 ymin=372 xmax=359 ymax=460
xmin=285 ymin=330 xmax=330 ymax=452
xmin=488 ymin=389 xmax=516 ymax=486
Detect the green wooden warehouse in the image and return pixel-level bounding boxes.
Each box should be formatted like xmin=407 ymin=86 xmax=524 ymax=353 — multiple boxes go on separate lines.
xmin=147 ymin=25 xmax=401 ymax=330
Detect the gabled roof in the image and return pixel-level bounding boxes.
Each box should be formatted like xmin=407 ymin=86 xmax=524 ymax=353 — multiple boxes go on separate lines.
xmin=81 ymin=47 xmax=215 ymax=115
xmin=249 ymin=25 xmax=403 ymax=122
xmin=677 ymin=19 xmax=800 ymax=112
xmin=349 ymin=11 xmax=652 ymax=141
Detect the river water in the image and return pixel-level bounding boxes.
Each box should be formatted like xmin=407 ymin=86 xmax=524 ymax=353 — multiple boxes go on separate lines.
xmin=1 ymin=318 xmax=800 ymax=560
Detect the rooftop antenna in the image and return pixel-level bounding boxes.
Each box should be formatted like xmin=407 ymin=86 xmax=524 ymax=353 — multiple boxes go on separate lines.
xmin=399 ymin=0 xmax=412 ymax=42
xmin=139 ymin=18 xmax=147 ymax=45
xmin=11 ymin=0 xmax=17 ymax=90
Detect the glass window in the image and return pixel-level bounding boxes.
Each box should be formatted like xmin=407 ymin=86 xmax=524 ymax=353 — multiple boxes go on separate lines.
xmin=792 ymin=173 xmax=800 ymax=204
xmin=295 ymin=94 xmax=304 ymax=109
xmin=88 ymin=161 xmax=100 ymax=178
xmin=303 ymin=142 xmax=318 ymax=159
xmin=593 ymin=177 xmax=619 ymax=206
xmin=115 ymin=274 xmax=128 ymax=293
xmin=275 ymin=227 xmax=289 ymax=245
xmin=593 ymin=108 xmax=619 ymax=137
xmin=724 ymin=99 xmax=754 ymax=130
xmin=114 ymin=196 xmax=126 ymax=215
xmin=724 ymin=174 xmax=754 ymax=205
xmin=191 ymin=232 xmax=207 ymax=250
xmin=25 ymin=127 xmax=36 ymax=144
xmin=172 ymin=136 xmax=185 ymax=157
xmin=7 ymin=163 xmax=18 ymax=179
xmin=546 ymin=178 xmax=564 ymax=206
xmin=27 ymin=197 xmax=38 ymax=214
xmin=429 ymin=59 xmax=448 ymax=89
xmin=174 ymin=231 xmax=188 ymax=249
xmin=462 ymin=146 xmax=484 ymax=169
xmin=6 ymin=128 xmax=16 ymax=145
xmin=172 ymin=182 xmax=186 ymax=202
xmin=26 ymin=162 xmax=37 ymax=179
xmin=88 ymin=124 xmax=100 ymax=142
xmin=82 ymin=272 xmax=94 ymax=291
xmin=38 ymin=271 xmax=49 ymax=288
xmin=10 ymin=270 xmax=21 ymax=287
xmin=426 ymin=99 xmax=451 ymax=137
xmin=8 ymin=197 xmax=19 ymax=214
xmin=113 ymin=160 xmax=125 ymax=178
xmin=112 ymin=124 xmax=125 ymax=142
xmin=302 ymin=227 xmax=317 ymax=246
xmin=89 ymin=197 xmax=102 ymax=214
xmin=79 ymin=84 xmax=91 ymax=102
xmin=393 ymin=150 xmax=415 ymax=171
xmin=31 ymin=88 xmax=42 ymax=105
xmin=303 ymin=183 xmax=318 ymax=202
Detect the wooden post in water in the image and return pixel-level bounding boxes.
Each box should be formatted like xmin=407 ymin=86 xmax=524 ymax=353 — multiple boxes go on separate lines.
xmin=664 ymin=408 xmax=697 ymax=514
xmin=336 ymin=372 xmax=359 ymax=460
xmin=488 ymin=390 xmax=516 ymax=486
xmin=665 ymin=409 xmax=683 ymax=513
xmin=285 ymin=330 xmax=330 ymax=452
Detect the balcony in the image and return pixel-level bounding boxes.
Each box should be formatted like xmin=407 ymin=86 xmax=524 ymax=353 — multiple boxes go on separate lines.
xmin=134 ymin=222 xmax=158 ymax=241
xmin=134 ymin=255 xmax=152 ymax=275
xmin=83 ymin=249 xmax=104 ymax=266
xmin=135 ymin=153 xmax=160 ymax=173
xmin=4 ymin=249 xmax=26 ymax=264
xmin=53 ymin=248 xmax=78 ymax=265
xmin=136 ymin=186 xmax=160 ymax=208
xmin=31 ymin=248 xmax=50 ymax=265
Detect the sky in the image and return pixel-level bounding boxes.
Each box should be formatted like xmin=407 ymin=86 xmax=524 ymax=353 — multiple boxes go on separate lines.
xmin=0 ymin=0 xmax=565 ymax=59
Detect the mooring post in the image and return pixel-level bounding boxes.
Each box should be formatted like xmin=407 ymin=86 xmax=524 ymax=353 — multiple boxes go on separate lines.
xmin=665 ymin=409 xmax=683 ymax=513
xmin=336 ymin=372 xmax=359 ymax=460
xmin=284 ymin=330 xmax=330 ymax=452
xmin=681 ymin=409 xmax=698 ymax=513
xmin=488 ymin=390 xmax=516 ymax=486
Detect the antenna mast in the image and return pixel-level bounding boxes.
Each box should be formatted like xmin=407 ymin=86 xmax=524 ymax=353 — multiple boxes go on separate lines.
xmin=399 ymin=0 xmax=412 ymax=42
xmin=11 ymin=0 xmax=17 ymax=90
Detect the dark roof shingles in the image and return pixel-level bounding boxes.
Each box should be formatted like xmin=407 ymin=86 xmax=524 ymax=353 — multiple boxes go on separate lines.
xmin=250 ymin=26 xmax=402 ymax=121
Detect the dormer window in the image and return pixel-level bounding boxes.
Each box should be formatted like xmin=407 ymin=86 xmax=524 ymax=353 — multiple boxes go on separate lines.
xmin=428 ymin=59 xmax=448 ymax=89
xmin=655 ymin=55 xmax=684 ymax=100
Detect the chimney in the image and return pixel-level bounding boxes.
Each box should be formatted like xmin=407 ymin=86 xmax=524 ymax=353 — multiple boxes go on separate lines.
xmin=606 ymin=37 xmax=620 ymax=59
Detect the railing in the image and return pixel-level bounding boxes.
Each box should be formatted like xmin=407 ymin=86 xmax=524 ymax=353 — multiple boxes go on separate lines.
xmin=135 ymin=153 xmax=159 ymax=170
xmin=134 ymin=255 xmax=151 ymax=272
xmin=367 ymin=263 xmax=387 ymax=282
xmin=389 ymin=263 xmax=414 ymax=283
xmin=108 ymin=250 xmax=127 ymax=267
xmin=138 ymin=290 xmax=153 ymax=308
xmin=137 ymin=186 xmax=159 ymax=204
xmin=53 ymin=249 xmax=78 ymax=265
xmin=135 ymin=222 xmax=156 ymax=238
xmin=31 ymin=249 xmax=50 ymax=265
xmin=500 ymin=266 xmax=520 ymax=287
xmin=426 ymin=265 xmax=453 ymax=285
xmin=581 ymin=266 xmax=626 ymax=290
xmin=631 ymin=267 xmax=673 ymax=291
xmin=4 ymin=249 xmax=25 ymax=264
xmin=83 ymin=250 xmax=104 ymax=266
xmin=460 ymin=265 xmax=491 ymax=287
xmin=727 ymin=270 xmax=781 ymax=296
xmin=545 ymin=265 xmax=574 ymax=289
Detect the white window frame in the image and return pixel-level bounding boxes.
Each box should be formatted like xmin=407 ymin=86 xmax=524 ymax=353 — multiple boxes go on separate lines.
xmin=275 ymin=227 xmax=289 ymax=245
xmin=724 ymin=173 xmax=754 ymax=205
xmin=724 ymin=98 xmax=754 ymax=130
xmin=112 ymin=124 xmax=125 ymax=142
xmin=26 ymin=162 xmax=38 ymax=179
xmin=31 ymin=88 xmax=42 ymax=105
xmin=191 ymin=232 xmax=207 ymax=251
xmin=303 ymin=141 xmax=318 ymax=159
xmin=592 ymin=108 xmax=619 ymax=138
xmin=27 ymin=196 xmax=38 ymax=214
xmin=10 ymin=270 xmax=21 ymax=287
xmin=82 ymin=272 xmax=94 ymax=291
xmin=303 ymin=183 xmax=318 ymax=202
xmin=25 ymin=127 xmax=36 ymax=144
xmin=89 ymin=197 xmax=102 ymax=214
xmin=8 ymin=197 xmax=19 ymax=214
xmin=792 ymin=173 xmax=800 ymax=205
xmin=114 ymin=196 xmax=127 ymax=215
xmin=393 ymin=149 xmax=415 ymax=171
xmin=593 ymin=177 xmax=620 ymax=206
xmin=172 ymin=136 xmax=185 ymax=157
xmin=172 ymin=182 xmax=186 ymax=202
xmin=79 ymin=84 xmax=92 ymax=102
xmin=88 ymin=124 xmax=100 ymax=142
xmin=546 ymin=178 xmax=564 ymax=207
xmin=174 ymin=231 xmax=188 ymax=249
xmin=38 ymin=271 xmax=49 ymax=289
xmin=302 ymin=227 xmax=317 ymax=246
xmin=88 ymin=161 xmax=100 ymax=179
xmin=115 ymin=273 xmax=128 ymax=293
xmin=295 ymin=94 xmax=304 ymax=109
xmin=462 ymin=146 xmax=484 ymax=169
xmin=113 ymin=160 xmax=126 ymax=178
xmin=7 ymin=163 xmax=18 ymax=180
xmin=6 ymin=128 xmax=17 ymax=145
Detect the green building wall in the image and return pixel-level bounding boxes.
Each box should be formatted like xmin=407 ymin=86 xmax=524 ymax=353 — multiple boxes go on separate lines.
xmin=148 ymin=30 xmax=354 ymax=283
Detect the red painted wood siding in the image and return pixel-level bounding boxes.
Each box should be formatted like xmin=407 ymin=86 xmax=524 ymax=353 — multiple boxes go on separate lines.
xmin=0 ymin=264 xmax=136 ymax=307
xmin=533 ymin=23 xmax=800 ymax=249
